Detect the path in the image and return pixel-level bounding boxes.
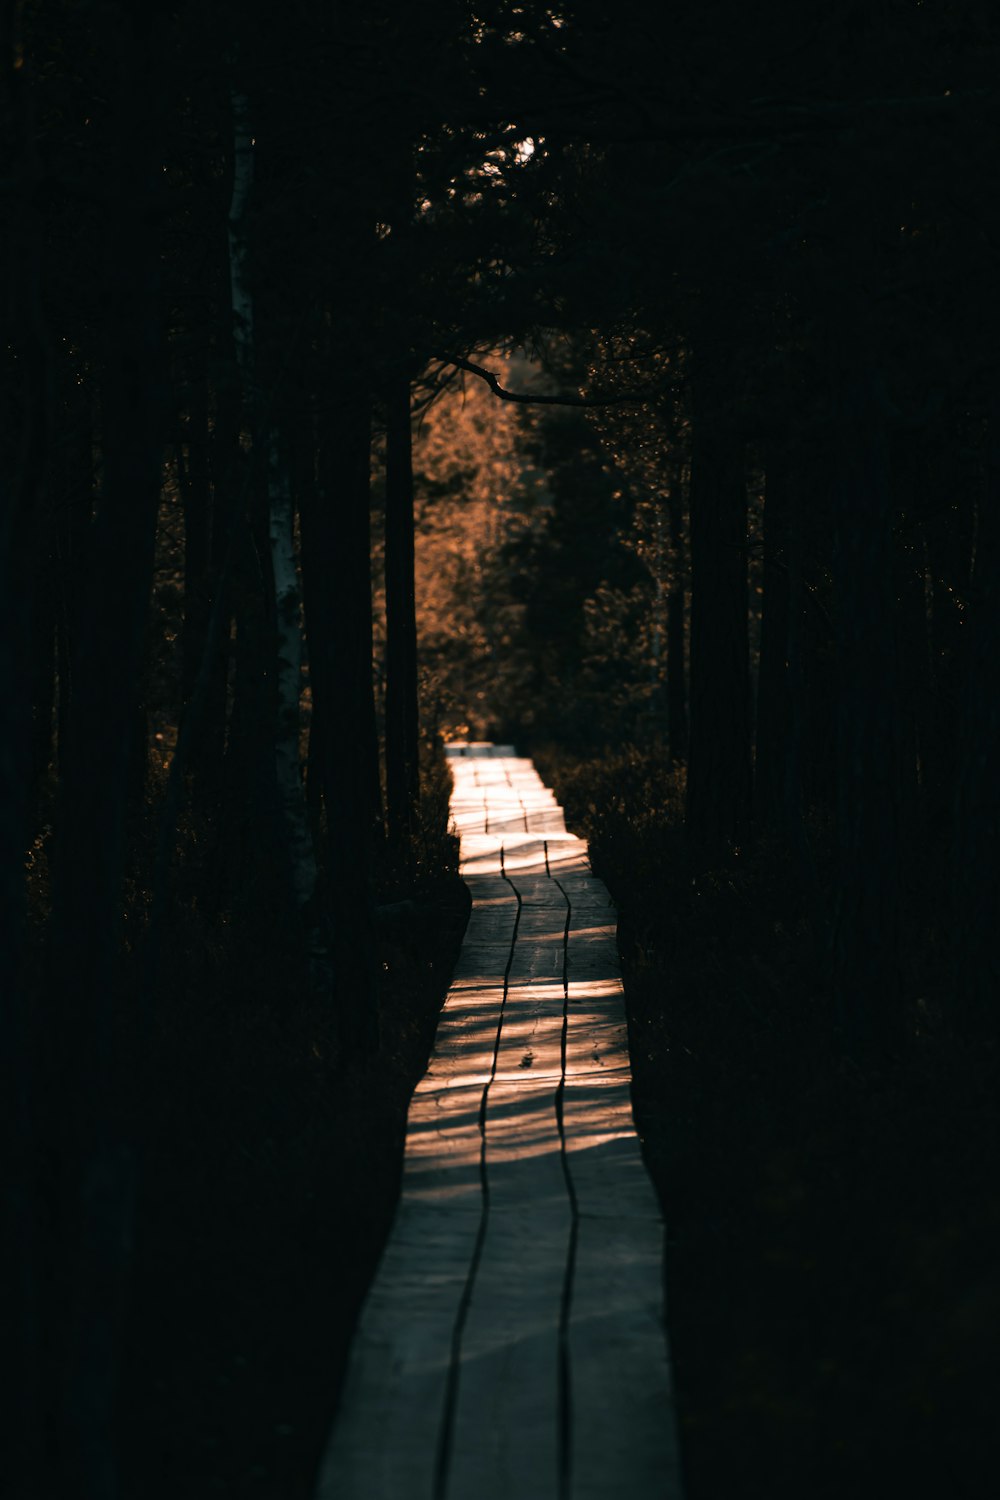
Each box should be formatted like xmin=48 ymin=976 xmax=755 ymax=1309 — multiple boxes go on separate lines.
xmin=315 ymin=744 xmax=683 ymax=1500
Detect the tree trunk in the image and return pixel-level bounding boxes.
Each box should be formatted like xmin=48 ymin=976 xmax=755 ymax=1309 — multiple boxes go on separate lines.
xmin=686 ymin=361 xmax=751 ymax=856
xmin=384 ymin=373 xmax=420 ymax=849
xmin=48 ymin=13 xmax=167 ymax=1493
xmin=195 ymin=375 xmax=239 ymax=804
xmin=216 ymin=82 xmax=286 ymax=918
xmin=179 ymin=383 xmax=212 ymax=708
xmin=923 ymin=432 xmax=975 ymax=837
xmin=666 ymin=489 xmax=688 ymax=762
xmin=953 ymin=400 xmax=1000 ymax=1029
xmin=783 ymin=459 xmax=810 ymax=840
xmin=54 ymin=396 xmax=93 ymax=785
xmin=830 ymin=363 xmax=901 ymax=1058
xmin=894 ymin=532 xmax=931 ymax=844
xmin=267 ymin=430 xmax=320 ymax=933
xmin=755 ymin=445 xmax=792 ymax=829
xmin=0 ymin=20 xmax=47 ymax=1482
xmin=891 ymin=438 xmax=931 ymax=844
xmin=302 ymin=394 xmax=380 ymax=1051
xmin=29 ymin=551 xmax=56 ymax=836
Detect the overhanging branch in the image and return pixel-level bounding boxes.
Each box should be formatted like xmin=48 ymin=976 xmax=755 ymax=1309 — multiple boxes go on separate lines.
xmin=432 ymin=353 xmax=657 ymax=408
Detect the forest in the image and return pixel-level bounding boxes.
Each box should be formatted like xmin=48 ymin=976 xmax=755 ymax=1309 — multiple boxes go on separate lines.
xmin=2 ymin=1 xmax=998 ymax=1496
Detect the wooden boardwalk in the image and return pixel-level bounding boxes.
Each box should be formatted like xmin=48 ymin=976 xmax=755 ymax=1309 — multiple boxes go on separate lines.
xmin=316 ymin=744 xmax=683 ymax=1500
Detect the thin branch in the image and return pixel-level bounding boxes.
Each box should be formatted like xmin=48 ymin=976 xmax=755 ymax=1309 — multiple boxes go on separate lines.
xmin=432 ymin=353 xmax=655 ymax=407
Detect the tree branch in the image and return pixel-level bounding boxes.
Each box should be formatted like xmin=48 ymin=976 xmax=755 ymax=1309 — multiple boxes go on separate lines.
xmin=431 ymin=353 xmax=655 ymax=407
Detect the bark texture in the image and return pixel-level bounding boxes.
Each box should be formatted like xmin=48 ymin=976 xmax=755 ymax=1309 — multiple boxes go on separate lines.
xmin=953 ymin=399 xmax=1000 ymax=1027
xmin=755 ymin=448 xmax=792 ymax=829
xmin=384 ymin=373 xmax=420 ymax=848
xmin=47 ymin=12 xmax=167 ymax=1493
xmin=686 ymin=358 xmax=751 ymax=855
xmin=303 ymin=393 xmax=380 ymax=1050
xmin=830 ymin=364 xmax=901 ymax=1057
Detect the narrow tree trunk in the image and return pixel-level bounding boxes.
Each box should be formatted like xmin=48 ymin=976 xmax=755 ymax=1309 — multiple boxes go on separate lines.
xmin=29 ymin=562 xmax=56 ymax=835
xmin=179 ymin=383 xmax=212 ymax=708
xmin=953 ymin=400 xmax=1000 ymax=1029
xmin=924 ymin=432 xmax=975 ymax=836
xmin=1 ymin=19 xmax=47 ymax=1481
xmin=197 ymin=377 xmax=239 ymax=802
xmin=216 ymin=83 xmax=286 ymax=917
xmin=384 ymin=373 xmax=420 ymax=849
xmin=48 ymin=13 xmax=166 ymax=1492
xmin=891 ymin=438 xmax=930 ymax=844
xmin=666 ymin=488 xmax=688 ymax=762
xmin=894 ymin=533 xmax=930 ymax=844
xmin=267 ymin=431 xmax=320 ymax=933
xmin=54 ymin=400 xmax=93 ymax=784
xmin=755 ymin=446 xmax=792 ymax=829
xmin=784 ymin=461 xmax=809 ymax=839
xmin=686 ymin=362 xmax=751 ymax=856
xmin=227 ymin=87 xmax=254 ymax=385
xmin=301 ymin=432 xmax=326 ymax=822
xmin=0 ymin=490 xmax=42 ymax=1500
xmin=302 ymin=394 xmax=380 ymax=1051
xmin=830 ymin=363 xmax=901 ymax=1058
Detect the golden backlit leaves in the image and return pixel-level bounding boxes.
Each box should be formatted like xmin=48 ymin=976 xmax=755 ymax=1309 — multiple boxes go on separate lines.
xmin=412 ymin=351 xmax=549 ymax=731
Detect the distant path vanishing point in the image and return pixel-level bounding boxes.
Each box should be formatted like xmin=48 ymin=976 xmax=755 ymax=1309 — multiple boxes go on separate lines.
xmin=315 ymin=743 xmax=684 ymax=1500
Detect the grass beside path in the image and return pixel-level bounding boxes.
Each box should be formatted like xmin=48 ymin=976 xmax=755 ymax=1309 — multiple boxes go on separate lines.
xmin=534 ymin=742 xmax=999 ymax=1500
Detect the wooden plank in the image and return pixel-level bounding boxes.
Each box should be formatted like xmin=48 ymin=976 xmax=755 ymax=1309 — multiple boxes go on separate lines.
xmin=316 ymin=744 xmax=683 ymax=1500
xmin=445 ymin=1077 xmax=570 ymax=1500
xmin=566 ymin=1204 xmax=682 ymax=1500
xmin=314 ymin=1195 xmax=479 ymax=1500
xmin=437 ymin=849 xmax=570 ymax=1499
xmin=559 ymin=884 xmax=684 ymax=1498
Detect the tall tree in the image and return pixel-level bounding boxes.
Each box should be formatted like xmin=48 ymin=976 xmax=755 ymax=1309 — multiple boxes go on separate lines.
xmin=1 ymin=1 xmax=47 ymax=1480
xmin=829 ymin=351 xmax=901 ymax=1057
xmin=954 ymin=396 xmax=1000 ymax=1028
xmin=755 ymin=446 xmax=792 ymax=831
xmin=384 ymin=371 xmax=421 ymax=846
xmin=46 ymin=6 xmax=168 ymax=1491
xmin=686 ymin=331 xmax=751 ymax=856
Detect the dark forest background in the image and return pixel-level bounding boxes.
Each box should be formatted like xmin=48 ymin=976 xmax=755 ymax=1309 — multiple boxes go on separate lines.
xmin=2 ymin=2 xmax=999 ymax=1497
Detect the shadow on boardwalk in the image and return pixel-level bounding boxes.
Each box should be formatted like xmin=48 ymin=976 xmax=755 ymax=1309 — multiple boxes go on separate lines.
xmin=316 ymin=743 xmax=684 ymax=1500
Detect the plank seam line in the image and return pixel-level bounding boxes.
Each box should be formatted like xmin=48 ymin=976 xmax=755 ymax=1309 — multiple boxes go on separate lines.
xmin=433 ymin=848 xmax=523 ymax=1500
xmin=552 ymin=873 xmax=580 ymax=1500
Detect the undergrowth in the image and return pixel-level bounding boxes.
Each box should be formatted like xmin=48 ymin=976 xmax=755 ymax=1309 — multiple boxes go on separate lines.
xmin=26 ymin=733 xmax=469 ymax=1500
xmin=534 ymin=740 xmax=999 ymax=1500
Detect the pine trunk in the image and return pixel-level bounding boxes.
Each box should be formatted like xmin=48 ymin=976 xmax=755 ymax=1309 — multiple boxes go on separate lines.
xmin=384 ymin=374 xmax=420 ymax=849
xmin=48 ymin=14 xmax=166 ymax=1491
xmin=180 ymin=384 xmax=212 ymax=708
xmin=686 ymin=363 xmax=751 ymax=856
xmin=303 ymin=396 xmax=380 ymax=1050
xmin=267 ymin=432 xmax=320 ymax=930
xmin=953 ymin=401 xmax=1000 ymax=1028
xmin=1 ymin=32 xmax=48 ymax=1482
xmin=830 ymin=363 xmax=901 ymax=1057
xmin=666 ymin=490 xmax=688 ymax=762
xmin=755 ymin=447 xmax=792 ymax=829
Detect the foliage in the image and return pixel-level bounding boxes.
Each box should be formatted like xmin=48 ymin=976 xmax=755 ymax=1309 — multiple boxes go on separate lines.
xmin=412 ymin=346 xmax=668 ymax=746
xmin=537 ymin=740 xmax=999 ymax=1500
